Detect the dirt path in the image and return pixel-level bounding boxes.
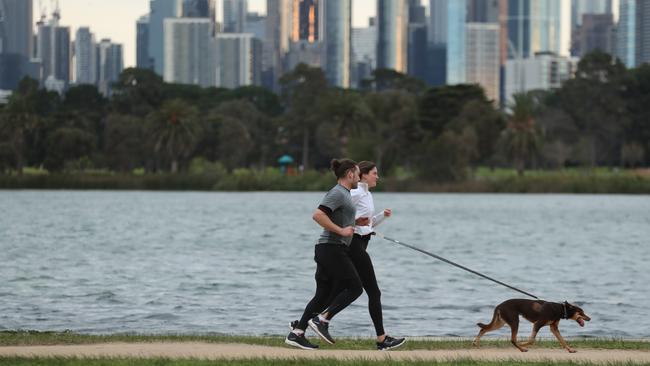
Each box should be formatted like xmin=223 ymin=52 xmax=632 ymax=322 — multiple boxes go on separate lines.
xmin=1 ymin=343 xmax=650 ymax=363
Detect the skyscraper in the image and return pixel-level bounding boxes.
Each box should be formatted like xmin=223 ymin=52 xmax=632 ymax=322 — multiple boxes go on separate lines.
xmin=352 ymin=17 xmax=377 ymax=87
xmin=137 ymin=15 xmax=153 ymax=69
xmin=428 ymin=0 xmax=449 ymax=85
xmin=96 ymin=39 xmax=123 ymax=96
xmin=264 ymin=0 xmax=292 ymax=89
xmin=74 ymin=27 xmax=97 ymax=85
xmin=0 ymin=0 xmax=33 ymax=58
xmin=223 ymin=0 xmax=247 ymax=33
xmin=36 ymin=9 xmax=71 ymax=89
xmin=292 ymin=0 xmax=319 ymax=42
xmin=149 ymin=0 xmax=183 ymax=75
xmin=637 ymin=0 xmax=650 ymax=65
xmin=571 ymin=13 xmax=614 ymax=57
xmin=617 ymin=0 xmax=636 ymax=67
xmin=507 ymin=0 xmax=569 ymax=59
xmin=466 ymin=23 xmax=500 ymax=102
xmin=446 ymin=0 xmax=467 ymax=84
xmin=377 ymin=0 xmax=409 ymax=72
xmin=407 ymin=0 xmax=428 ymax=82
xmin=182 ymin=0 xmax=216 ymax=18
xmin=320 ymin=0 xmax=351 ymax=87
xmin=0 ymin=0 xmax=34 ymax=89
xmin=163 ymin=18 xmax=215 ymax=87
xmin=571 ymin=0 xmax=611 ymax=28
xmin=215 ymin=33 xmax=262 ymax=88
xmin=468 ymin=0 xmax=501 ymax=22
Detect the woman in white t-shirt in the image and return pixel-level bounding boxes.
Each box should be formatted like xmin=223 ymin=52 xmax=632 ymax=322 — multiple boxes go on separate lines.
xmin=349 ymin=161 xmax=406 ymax=351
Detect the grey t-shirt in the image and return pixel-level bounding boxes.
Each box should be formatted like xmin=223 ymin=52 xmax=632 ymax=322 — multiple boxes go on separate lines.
xmin=317 ymin=184 xmax=356 ymax=246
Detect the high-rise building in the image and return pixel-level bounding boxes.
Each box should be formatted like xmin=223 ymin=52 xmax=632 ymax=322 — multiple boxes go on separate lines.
xmin=215 ymin=33 xmax=262 ymax=88
xmin=571 ymin=0 xmax=611 ymax=28
xmin=74 ymin=27 xmax=96 ymax=85
xmin=244 ymin=12 xmax=266 ymax=40
xmin=320 ymin=0 xmax=351 ymax=87
xmin=617 ymin=0 xmax=635 ymax=67
xmin=137 ymin=15 xmax=153 ymax=69
xmin=36 ymin=9 xmax=71 ymax=90
xmin=377 ymin=0 xmax=409 ymax=72
xmin=505 ymin=51 xmax=577 ymax=104
xmin=407 ymin=0 xmax=427 ymax=82
xmin=468 ymin=0 xmax=501 ymax=22
xmin=637 ymin=0 xmax=650 ymax=65
xmin=507 ymin=0 xmax=570 ymax=59
xmin=466 ymin=23 xmax=500 ymax=102
xmin=0 ymin=0 xmax=34 ymax=90
xmin=352 ymin=17 xmax=377 ymax=87
xmin=447 ymin=0 xmax=467 ymax=84
xmin=428 ymin=0 xmax=449 ymax=85
xmin=571 ymin=13 xmax=614 ymax=57
xmin=292 ymin=0 xmax=319 ymax=42
xmin=164 ymin=18 xmax=215 ymax=87
xmin=149 ymin=0 xmax=182 ymax=75
xmin=182 ymin=0 xmax=216 ymax=18
xmin=223 ymin=0 xmax=247 ymax=33
xmin=0 ymin=0 xmax=33 ymax=57
xmin=96 ymin=39 xmax=123 ymax=96
xmin=264 ymin=0 xmax=292 ymax=89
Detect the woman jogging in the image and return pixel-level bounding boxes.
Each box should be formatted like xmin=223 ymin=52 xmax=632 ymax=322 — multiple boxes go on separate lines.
xmin=348 ymin=160 xmax=405 ymax=350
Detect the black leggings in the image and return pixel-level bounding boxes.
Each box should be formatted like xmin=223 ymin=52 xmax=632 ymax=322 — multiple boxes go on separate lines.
xmin=348 ymin=234 xmax=385 ymax=336
xmin=297 ymin=244 xmax=363 ymax=331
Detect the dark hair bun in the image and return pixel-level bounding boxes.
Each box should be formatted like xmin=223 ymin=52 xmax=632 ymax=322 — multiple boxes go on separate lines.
xmin=330 ymin=159 xmax=341 ymax=172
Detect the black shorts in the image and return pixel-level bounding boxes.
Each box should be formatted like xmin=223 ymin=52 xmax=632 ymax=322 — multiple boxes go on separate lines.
xmin=314 ymin=243 xmax=359 ymax=282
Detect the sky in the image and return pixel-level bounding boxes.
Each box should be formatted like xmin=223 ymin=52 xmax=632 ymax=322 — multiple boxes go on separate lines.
xmin=33 ymin=0 xmax=377 ymax=68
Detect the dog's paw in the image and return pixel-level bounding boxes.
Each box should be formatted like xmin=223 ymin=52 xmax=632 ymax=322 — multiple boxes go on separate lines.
xmin=519 ymin=348 xmax=528 ymax=352
xmin=567 ymin=348 xmax=577 ymax=353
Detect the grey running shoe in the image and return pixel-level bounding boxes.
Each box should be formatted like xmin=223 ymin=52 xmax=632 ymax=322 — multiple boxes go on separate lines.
xmin=377 ymin=336 xmax=406 ymax=350
xmin=285 ymin=332 xmax=318 ymax=350
xmin=308 ymin=316 xmax=335 ymax=344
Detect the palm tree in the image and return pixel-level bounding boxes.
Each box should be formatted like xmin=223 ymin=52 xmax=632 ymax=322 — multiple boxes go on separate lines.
xmin=501 ymin=93 xmax=543 ymax=176
xmin=147 ymin=99 xmax=201 ymax=173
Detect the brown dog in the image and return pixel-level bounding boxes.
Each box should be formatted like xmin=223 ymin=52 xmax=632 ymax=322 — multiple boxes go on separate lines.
xmin=473 ymin=299 xmax=591 ymax=353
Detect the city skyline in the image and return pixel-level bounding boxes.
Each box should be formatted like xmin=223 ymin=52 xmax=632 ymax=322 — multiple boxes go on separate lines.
xmin=30 ymin=0 xmax=379 ymax=68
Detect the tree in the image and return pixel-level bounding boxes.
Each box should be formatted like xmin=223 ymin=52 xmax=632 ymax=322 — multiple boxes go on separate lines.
xmin=211 ymin=99 xmax=273 ymax=169
xmin=0 ymin=78 xmax=55 ymax=174
xmin=104 ymin=114 xmax=148 ymax=172
xmin=499 ymin=93 xmax=543 ymax=176
xmin=419 ymin=84 xmax=489 ymax=138
xmin=279 ymin=63 xmax=329 ymax=170
xmin=556 ymin=51 xmax=627 ymax=166
xmin=43 ymin=127 xmax=96 ymax=172
xmin=623 ymin=64 xmax=650 ymax=165
xmin=147 ymin=99 xmax=201 ymax=173
xmin=112 ymin=68 xmax=165 ymax=117
xmin=363 ymin=90 xmax=419 ymax=171
xmin=314 ymin=89 xmax=372 ymax=161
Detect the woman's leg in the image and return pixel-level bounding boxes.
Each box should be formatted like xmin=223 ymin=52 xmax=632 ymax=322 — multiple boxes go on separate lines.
xmin=349 ymin=235 xmax=385 ymax=337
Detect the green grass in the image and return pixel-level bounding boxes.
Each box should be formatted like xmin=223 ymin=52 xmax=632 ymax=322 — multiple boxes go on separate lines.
xmin=0 ymin=331 xmax=648 ymax=351
xmin=0 ymin=359 xmax=646 ymax=366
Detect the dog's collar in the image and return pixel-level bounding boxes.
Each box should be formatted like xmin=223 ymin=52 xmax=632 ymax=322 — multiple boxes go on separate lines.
xmin=562 ymin=303 xmax=568 ymax=319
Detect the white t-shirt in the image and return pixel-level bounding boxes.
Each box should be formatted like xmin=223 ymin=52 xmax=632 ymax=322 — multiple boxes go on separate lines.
xmin=350 ymin=182 xmax=386 ymax=236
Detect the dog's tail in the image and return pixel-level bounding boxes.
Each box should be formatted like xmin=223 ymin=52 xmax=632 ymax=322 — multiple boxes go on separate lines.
xmin=477 ymin=322 xmax=488 ymax=329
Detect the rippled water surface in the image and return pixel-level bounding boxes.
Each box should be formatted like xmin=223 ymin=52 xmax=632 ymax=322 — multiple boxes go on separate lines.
xmin=1 ymin=191 xmax=649 ymax=338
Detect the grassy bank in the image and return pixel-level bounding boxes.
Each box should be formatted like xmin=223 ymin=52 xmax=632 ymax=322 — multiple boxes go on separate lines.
xmin=1 ymin=331 xmax=648 ymax=350
xmin=1 ymin=168 xmax=650 ymax=193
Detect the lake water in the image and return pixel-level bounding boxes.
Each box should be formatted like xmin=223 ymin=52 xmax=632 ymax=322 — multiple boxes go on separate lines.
xmin=1 ymin=191 xmax=649 ymax=339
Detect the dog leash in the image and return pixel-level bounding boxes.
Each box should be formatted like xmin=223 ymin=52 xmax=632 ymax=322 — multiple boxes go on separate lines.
xmin=374 ymin=232 xmax=540 ymax=300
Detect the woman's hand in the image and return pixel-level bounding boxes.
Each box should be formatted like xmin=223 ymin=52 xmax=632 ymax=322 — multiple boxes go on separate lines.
xmin=384 ymin=209 xmax=392 ymax=217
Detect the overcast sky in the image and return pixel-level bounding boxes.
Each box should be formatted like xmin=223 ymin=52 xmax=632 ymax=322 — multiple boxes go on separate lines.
xmin=33 ymin=0 xmax=377 ymax=67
